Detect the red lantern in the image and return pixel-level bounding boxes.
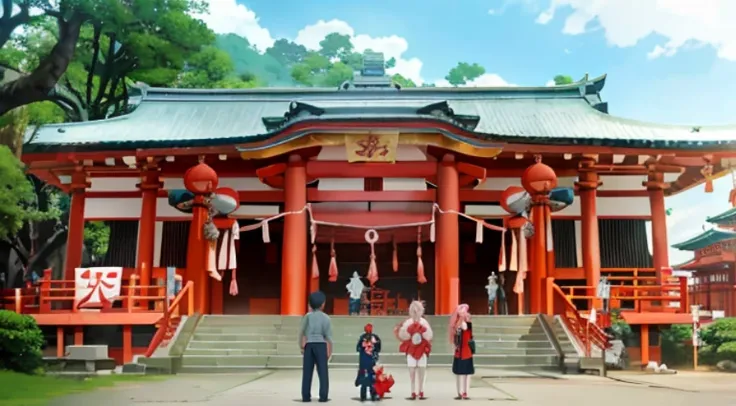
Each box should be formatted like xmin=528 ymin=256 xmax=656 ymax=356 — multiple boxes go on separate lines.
xmin=500 ymin=186 xmax=526 ymax=214
xmin=521 ymin=162 xmax=558 ymax=194
xmin=184 ymin=162 xmax=219 ymax=194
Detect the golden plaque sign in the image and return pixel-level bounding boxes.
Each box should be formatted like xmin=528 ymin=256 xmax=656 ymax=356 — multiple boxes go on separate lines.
xmin=345 ymin=133 xmax=399 ymax=163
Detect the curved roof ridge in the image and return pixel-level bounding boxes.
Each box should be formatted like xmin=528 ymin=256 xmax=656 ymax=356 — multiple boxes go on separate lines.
xmin=671 ymin=227 xmax=736 ymax=251
xmin=132 ymin=74 xmax=607 ymax=100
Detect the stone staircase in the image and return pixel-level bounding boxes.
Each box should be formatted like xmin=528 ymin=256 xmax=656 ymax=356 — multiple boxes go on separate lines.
xmin=178 ymin=315 xmax=562 ymax=373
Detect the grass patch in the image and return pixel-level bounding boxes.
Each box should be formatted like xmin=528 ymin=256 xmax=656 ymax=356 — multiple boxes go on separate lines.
xmin=0 ymin=370 xmax=167 ymax=406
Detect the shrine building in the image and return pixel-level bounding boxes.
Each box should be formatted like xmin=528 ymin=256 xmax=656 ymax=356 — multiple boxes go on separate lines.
xmin=11 ymin=63 xmax=736 ymax=367
xmin=673 ymin=197 xmax=736 ymax=318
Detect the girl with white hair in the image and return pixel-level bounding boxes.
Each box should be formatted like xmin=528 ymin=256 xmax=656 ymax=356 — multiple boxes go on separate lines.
xmin=395 ymin=300 xmax=433 ymax=400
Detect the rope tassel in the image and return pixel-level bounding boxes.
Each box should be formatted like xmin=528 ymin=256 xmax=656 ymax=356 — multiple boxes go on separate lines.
xmin=311 ymin=245 xmax=319 ymax=279
xmin=328 ymin=238 xmax=338 ymax=282
xmin=417 ymin=226 xmax=427 ymax=284
xmin=392 ymin=237 xmax=399 ymax=272
xmin=261 ymin=220 xmax=271 ymax=243
xmin=475 ymin=220 xmax=484 ymax=243
xmin=365 ymin=229 xmax=379 ymax=285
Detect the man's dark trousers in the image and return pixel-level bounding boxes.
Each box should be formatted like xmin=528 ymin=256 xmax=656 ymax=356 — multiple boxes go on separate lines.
xmin=302 ymin=342 xmax=329 ymax=402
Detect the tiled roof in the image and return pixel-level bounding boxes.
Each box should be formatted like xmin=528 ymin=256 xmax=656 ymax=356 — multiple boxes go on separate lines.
xmin=671 ymin=228 xmax=736 ymax=251
xmin=706 ymin=207 xmax=736 ymax=225
xmin=24 ymin=74 xmax=736 ymax=152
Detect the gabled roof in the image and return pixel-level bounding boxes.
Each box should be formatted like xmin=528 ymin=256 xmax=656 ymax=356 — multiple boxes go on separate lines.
xmin=671 ymin=228 xmax=736 ymax=251
xmin=706 ymin=207 xmax=736 ymax=225
xmin=23 ymin=74 xmax=736 ymax=153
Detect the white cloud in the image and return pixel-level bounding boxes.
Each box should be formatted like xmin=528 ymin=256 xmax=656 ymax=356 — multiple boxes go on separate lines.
xmin=197 ymin=0 xmax=275 ymax=52
xmin=294 ymin=19 xmax=424 ymax=85
xmin=545 ymin=79 xmax=556 ymax=86
xmin=535 ymin=0 xmax=736 ymax=61
xmin=435 ymin=73 xmax=516 ymax=88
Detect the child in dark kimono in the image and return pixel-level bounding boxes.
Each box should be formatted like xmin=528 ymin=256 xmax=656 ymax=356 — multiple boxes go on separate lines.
xmin=355 ymin=323 xmax=381 ymax=401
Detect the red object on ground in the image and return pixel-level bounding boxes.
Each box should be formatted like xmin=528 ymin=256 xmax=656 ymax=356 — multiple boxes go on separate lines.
xmin=373 ymin=365 xmax=395 ymax=399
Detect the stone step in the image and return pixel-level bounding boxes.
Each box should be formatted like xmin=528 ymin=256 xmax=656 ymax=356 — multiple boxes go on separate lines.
xmin=180 ymin=353 xmax=558 ymax=368
xmin=177 ymin=363 xmax=559 ymax=373
xmin=186 ymin=338 xmax=552 ymax=351
xmin=183 ymin=347 xmax=558 ymax=357
xmin=191 ymin=325 xmax=543 ymax=336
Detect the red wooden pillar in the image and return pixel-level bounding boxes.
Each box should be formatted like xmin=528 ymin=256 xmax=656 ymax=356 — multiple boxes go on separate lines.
xmin=645 ymin=172 xmax=669 ymax=283
xmin=437 ymin=154 xmax=459 ymax=315
xmin=577 ymin=170 xmax=602 ymax=308
xmin=186 ymin=195 xmax=210 ymax=314
xmin=122 ymin=325 xmax=132 ymax=364
xmin=640 ymin=324 xmax=650 ymax=366
xmin=282 ymin=155 xmax=307 ymax=316
xmin=529 ymin=196 xmax=548 ymax=314
xmin=64 ymin=171 xmax=88 ymax=280
xmin=136 ymin=165 xmax=160 ymax=305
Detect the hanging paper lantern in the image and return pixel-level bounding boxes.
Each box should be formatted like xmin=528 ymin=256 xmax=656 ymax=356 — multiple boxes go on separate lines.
xmin=521 ymin=161 xmax=558 ymax=195
xmin=548 ymin=187 xmax=574 ymax=212
xmin=168 ymin=190 xmax=195 ymax=213
xmin=500 ymin=186 xmax=529 ymax=215
xmin=211 ymin=187 xmax=240 ymax=215
xmin=184 ymin=162 xmax=219 ymax=194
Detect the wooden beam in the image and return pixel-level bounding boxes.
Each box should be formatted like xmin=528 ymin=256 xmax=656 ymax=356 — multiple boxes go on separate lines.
xmin=459 ymin=190 xmax=501 ymax=202
xmin=311 ymin=211 xmax=431 ymax=226
xmin=306 ymin=161 xmax=436 ymax=178
xmin=308 ymin=190 xmax=436 ymax=202
xmin=85 ymin=190 xmax=284 ymax=202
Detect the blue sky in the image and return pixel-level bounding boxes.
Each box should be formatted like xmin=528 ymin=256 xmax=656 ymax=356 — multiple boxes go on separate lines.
xmin=201 ymin=0 xmax=735 ymax=264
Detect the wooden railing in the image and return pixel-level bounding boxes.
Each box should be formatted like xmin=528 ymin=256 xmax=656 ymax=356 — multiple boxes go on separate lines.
xmin=144 ymin=281 xmax=194 ymax=358
xmin=546 ymin=277 xmax=610 ymax=356
xmin=2 ymin=268 xmax=185 ymax=314
xmin=556 ymin=267 xmax=688 ymax=314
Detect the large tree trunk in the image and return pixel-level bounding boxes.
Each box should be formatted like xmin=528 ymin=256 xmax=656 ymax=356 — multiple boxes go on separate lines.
xmin=0 ymin=14 xmax=84 ymax=116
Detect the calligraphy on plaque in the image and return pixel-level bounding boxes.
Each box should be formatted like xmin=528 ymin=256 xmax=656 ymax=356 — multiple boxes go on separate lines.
xmin=345 ymin=133 xmax=399 ymax=163
xmin=74 ymin=267 xmax=123 ymax=310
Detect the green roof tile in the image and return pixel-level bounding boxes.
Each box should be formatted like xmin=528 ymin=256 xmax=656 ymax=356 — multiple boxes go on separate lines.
xmin=671 ymin=228 xmax=736 ymax=251
xmin=706 ymin=207 xmax=736 ymax=225
xmin=23 ymin=74 xmax=736 ymax=153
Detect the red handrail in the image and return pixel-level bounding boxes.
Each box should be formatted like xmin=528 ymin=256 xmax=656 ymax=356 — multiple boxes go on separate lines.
xmin=547 ymin=278 xmax=610 ymax=356
xmin=144 ymin=281 xmax=194 ymax=358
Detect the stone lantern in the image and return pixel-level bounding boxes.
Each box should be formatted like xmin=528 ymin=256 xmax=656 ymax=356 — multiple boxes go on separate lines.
xmin=184 ymin=162 xmax=219 ymax=194
xmin=521 ymin=160 xmax=558 ymax=195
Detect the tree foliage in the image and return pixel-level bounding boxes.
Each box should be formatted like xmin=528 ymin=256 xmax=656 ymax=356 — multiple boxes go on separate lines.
xmin=0 ymin=0 xmax=251 ymax=119
xmin=0 ymin=310 xmax=45 ymax=374
xmin=0 ymin=145 xmax=60 ymax=242
xmin=445 ymin=62 xmax=485 ymax=86
xmin=553 ymin=74 xmax=574 ymax=85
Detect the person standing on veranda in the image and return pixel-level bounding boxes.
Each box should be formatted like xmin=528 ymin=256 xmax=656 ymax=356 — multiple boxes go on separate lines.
xmin=299 ymin=291 xmax=333 ymax=403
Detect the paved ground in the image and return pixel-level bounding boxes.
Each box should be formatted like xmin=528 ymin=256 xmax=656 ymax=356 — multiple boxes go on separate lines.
xmin=52 ymin=368 xmax=736 ymax=405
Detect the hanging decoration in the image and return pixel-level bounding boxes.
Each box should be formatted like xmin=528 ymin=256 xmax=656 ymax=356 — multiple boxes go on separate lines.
xmin=328 ymin=238 xmax=338 ymax=282
xmin=701 ymin=162 xmax=714 ymax=193
xmin=392 ymin=236 xmax=399 ymax=272
xmin=311 ymin=245 xmax=320 ymax=279
xmin=730 ymin=169 xmax=736 ymax=207
xmin=416 ymin=226 xmax=427 ymax=284
xmin=365 ymin=229 xmax=379 ymax=285
xmin=513 ymin=229 xmax=528 ymax=294
xmin=229 ymin=269 xmax=238 ymax=296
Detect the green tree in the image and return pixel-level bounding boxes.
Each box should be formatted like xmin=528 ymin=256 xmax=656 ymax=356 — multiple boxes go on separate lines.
xmin=0 ymin=144 xmax=59 ymax=241
xmin=391 ymin=73 xmax=416 ymax=88
xmin=0 ymin=310 xmax=45 ymax=374
xmin=265 ymin=38 xmax=308 ymax=67
xmin=553 ymin=74 xmax=574 ymax=85
xmin=445 ymin=62 xmax=485 ymax=86
xmin=318 ymin=32 xmax=353 ymax=60
xmin=322 ymin=61 xmax=353 ymax=87
xmin=290 ymin=51 xmax=332 ymax=86
xmin=385 ymin=57 xmax=396 ymax=69
xmin=83 ymin=221 xmax=110 ymax=265
xmin=0 ymin=0 xmax=213 ymax=118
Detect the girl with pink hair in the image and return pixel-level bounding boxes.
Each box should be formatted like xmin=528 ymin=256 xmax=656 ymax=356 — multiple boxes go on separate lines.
xmin=449 ymin=304 xmax=475 ymax=399
xmin=395 ymin=300 xmax=433 ymax=400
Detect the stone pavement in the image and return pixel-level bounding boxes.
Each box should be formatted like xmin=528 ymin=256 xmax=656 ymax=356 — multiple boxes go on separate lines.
xmin=51 ymin=368 xmax=736 ymax=405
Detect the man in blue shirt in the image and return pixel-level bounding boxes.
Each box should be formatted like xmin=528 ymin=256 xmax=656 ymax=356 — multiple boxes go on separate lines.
xmin=298 ymin=291 xmax=333 ymax=402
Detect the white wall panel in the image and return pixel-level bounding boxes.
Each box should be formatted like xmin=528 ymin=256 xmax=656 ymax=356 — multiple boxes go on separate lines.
xmin=599 ymin=175 xmax=647 ymax=191
xmin=318 ymin=178 xmax=364 ymax=191
xmin=382 ymin=178 xmax=427 ymax=191
xmin=464 ymin=196 xmax=651 ymax=218
xmin=84 ymin=198 xmax=279 ymax=219
xmin=89 ymin=178 xmax=139 ymax=191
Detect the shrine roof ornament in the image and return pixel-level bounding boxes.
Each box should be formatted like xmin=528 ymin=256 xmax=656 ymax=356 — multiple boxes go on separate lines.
xmin=22 ymin=73 xmax=736 ymax=153
xmin=671 ymin=227 xmax=736 ymax=251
